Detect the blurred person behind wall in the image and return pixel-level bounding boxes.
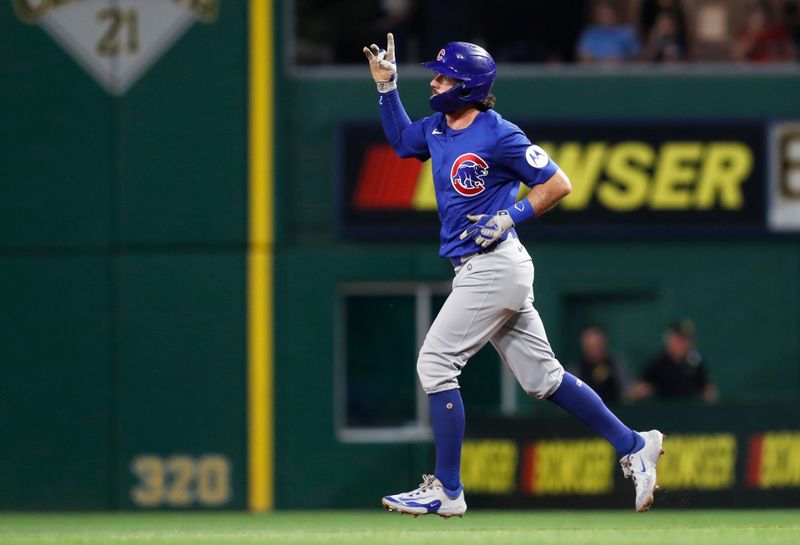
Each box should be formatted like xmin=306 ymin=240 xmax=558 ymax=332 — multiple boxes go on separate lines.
xmin=479 ymin=1 xmax=587 ymax=62
xmin=420 ymin=0 xmax=474 ymax=62
xmin=577 ymin=0 xmax=643 ymax=63
xmin=783 ymin=0 xmax=800 ymax=55
xmin=372 ymin=0 xmax=418 ymax=62
xmin=631 ymin=319 xmax=719 ymax=404
xmin=571 ymin=325 xmax=632 ymax=405
xmin=641 ymin=0 xmax=688 ymax=62
xmin=730 ymin=0 xmax=796 ymax=61
xmin=641 ymin=0 xmax=688 ymax=43
xmin=295 ymin=0 xmax=377 ymax=63
xmin=295 ymin=0 xmax=420 ymax=64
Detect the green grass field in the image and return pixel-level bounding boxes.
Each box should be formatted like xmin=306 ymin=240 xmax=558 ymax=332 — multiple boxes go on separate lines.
xmin=1 ymin=510 xmax=798 ymax=545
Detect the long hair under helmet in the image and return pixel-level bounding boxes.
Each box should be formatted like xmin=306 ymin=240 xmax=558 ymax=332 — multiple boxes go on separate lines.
xmin=421 ymin=42 xmax=496 ymax=113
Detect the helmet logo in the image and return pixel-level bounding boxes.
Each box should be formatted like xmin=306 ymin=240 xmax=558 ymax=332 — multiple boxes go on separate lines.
xmin=436 ymin=48 xmax=445 ymax=61
xmin=450 ymin=153 xmax=489 ymax=196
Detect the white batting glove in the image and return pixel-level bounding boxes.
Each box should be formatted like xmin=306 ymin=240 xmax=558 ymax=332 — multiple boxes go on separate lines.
xmin=459 ymin=211 xmax=515 ymax=249
xmin=363 ymin=33 xmax=397 ymax=93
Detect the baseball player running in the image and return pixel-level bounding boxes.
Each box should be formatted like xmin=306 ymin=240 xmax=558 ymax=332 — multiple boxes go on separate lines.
xmin=363 ymin=34 xmax=663 ymax=516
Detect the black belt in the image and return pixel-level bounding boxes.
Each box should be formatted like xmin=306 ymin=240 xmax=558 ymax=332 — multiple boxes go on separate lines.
xmin=450 ymin=253 xmax=479 ymax=267
xmin=450 ymin=232 xmax=515 ymax=268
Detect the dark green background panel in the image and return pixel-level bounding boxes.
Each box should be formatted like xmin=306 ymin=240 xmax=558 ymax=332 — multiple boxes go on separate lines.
xmin=345 ymin=295 xmax=418 ymax=427
xmin=273 ymin=246 xmax=441 ymax=508
xmin=0 ymin=256 xmax=111 ymax=509
xmin=0 ymin=0 xmax=112 ymax=248
xmin=1 ymin=1 xmax=250 ymax=511
xmin=490 ymin=75 xmax=800 ymax=117
xmin=115 ymin=252 xmax=247 ymax=509
xmin=118 ymin=3 xmax=247 ymax=247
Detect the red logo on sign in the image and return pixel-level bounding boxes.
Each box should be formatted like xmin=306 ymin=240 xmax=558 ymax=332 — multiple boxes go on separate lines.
xmin=436 ymin=48 xmax=445 ymax=61
xmin=450 ymin=153 xmax=489 ymax=196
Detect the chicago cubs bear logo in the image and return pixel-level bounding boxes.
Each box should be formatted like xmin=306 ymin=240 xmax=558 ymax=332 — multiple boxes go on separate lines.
xmin=450 ymin=153 xmax=489 ymax=196
xmin=436 ymin=48 xmax=446 ymax=61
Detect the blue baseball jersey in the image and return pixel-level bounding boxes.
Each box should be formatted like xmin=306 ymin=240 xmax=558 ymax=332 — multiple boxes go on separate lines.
xmin=378 ymin=90 xmax=559 ymax=258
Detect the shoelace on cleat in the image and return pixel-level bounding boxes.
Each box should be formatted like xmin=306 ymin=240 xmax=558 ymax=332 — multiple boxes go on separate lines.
xmin=620 ymin=456 xmax=640 ymax=483
xmin=620 ymin=457 xmax=633 ymax=479
xmin=408 ymin=474 xmax=438 ymax=497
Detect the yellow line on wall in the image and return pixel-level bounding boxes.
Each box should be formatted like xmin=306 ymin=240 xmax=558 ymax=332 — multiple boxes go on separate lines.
xmin=248 ymin=0 xmax=274 ymax=512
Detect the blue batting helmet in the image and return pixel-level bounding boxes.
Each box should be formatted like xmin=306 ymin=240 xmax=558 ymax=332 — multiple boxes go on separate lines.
xmin=421 ymin=42 xmax=496 ymax=113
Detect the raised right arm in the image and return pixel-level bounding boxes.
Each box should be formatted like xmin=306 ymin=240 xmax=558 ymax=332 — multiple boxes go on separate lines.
xmin=364 ymin=33 xmax=429 ymax=160
xmin=377 ymin=90 xmax=428 ymax=159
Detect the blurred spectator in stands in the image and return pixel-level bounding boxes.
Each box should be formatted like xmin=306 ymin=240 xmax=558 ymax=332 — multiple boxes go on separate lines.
xmin=631 ymin=320 xmax=718 ymax=403
xmin=731 ymin=0 xmax=796 ymax=62
xmin=641 ymin=0 xmax=687 ymax=62
xmin=420 ymin=0 xmax=474 ymax=65
xmin=295 ymin=0 xmax=375 ymax=64
xmin=481 ymin=1 xmax=586 ymax=63
xmin=643 ymin=9 xmax=687 ymax=61
xmin=641 ymin=0 xmax=688 ymax=43
xmin=784 ymin=0 xmax=800 ymax=55
xmin=295 ymin=0 xmax=421 ymax=64
xmin=577 ymin=0 xmax=642 ymax=63
xmin=572 ymin=325 xmax=631 ymax=405
xmin=372 ymin=0 xmax=417 ymax=62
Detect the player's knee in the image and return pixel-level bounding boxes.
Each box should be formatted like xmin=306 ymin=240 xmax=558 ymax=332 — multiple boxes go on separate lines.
xmin=523 ymin=384 xmax=559 ymax=400
xmin=517 ymin=365 xmax=564 ymax=399
xmin=417 ymin=356 xmax=462 ymax=394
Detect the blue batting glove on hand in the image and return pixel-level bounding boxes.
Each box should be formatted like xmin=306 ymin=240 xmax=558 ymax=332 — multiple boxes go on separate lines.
xmin=459 ymin=210 xmax=515 ymax=249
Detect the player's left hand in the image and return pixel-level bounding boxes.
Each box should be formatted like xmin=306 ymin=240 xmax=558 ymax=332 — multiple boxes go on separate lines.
xmin=460 ymin=211 xmax=515 ymax=249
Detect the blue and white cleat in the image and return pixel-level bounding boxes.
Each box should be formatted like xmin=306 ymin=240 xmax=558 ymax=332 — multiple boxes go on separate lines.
xmin=382 ymin=474 xmax=467 ymax=518
xmin=620 ymin=429 xmax=665 ymax=512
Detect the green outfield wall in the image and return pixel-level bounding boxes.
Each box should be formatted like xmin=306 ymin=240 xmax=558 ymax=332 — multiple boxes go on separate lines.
xmin=1 ymin=0 xmax=247 ymax=509
xmin=1 ymin=0 xmax=799 ymax=510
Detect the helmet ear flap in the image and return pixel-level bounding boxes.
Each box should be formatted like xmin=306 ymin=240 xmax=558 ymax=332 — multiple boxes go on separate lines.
xmin=456 ymin=82 xmax=471 ymax=99
xmin=429 ymin=80 xmax=493 ymax=112
xmin=460 ymin=81 xmax=489 ymax=101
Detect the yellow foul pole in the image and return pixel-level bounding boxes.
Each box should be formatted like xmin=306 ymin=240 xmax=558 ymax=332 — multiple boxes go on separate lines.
xmin=247 ymin=0 xmax=274 ymax=512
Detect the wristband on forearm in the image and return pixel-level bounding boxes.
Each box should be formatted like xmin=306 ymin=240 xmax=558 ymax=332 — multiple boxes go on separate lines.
xmin=377 ymin=63 xmax=397 ymax=93
xmin=377 ymin=80 xmax=397 ymax=93
xmin=506 ymin=199 xmax=536 ymax=225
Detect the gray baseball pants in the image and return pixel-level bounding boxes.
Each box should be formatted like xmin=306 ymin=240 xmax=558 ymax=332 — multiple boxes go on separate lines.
xmin=417 ymin=236 xmax=565 ymax=398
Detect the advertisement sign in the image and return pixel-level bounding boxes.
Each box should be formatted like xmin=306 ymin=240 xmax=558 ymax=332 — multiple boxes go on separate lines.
xmin=769 ymin=122 xmax=800 ymax=232
xmin=461 ymin=406 xmax=800 ymax=509
xmin=338 ymin=120 xmax=769 ymax=237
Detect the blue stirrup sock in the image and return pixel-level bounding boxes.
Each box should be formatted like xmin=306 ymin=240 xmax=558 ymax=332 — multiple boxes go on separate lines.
xmin=429 ymin=388 xmax=465 ymax=492
xmin=548 ymin=372 xmax=644 ymax=457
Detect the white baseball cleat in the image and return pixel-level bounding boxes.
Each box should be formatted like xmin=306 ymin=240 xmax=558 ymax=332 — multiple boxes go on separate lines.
xmin=381 ymin=474 xmax=467 ymax=518
xmin=620 ymin=430 xmax=665 ymax=512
